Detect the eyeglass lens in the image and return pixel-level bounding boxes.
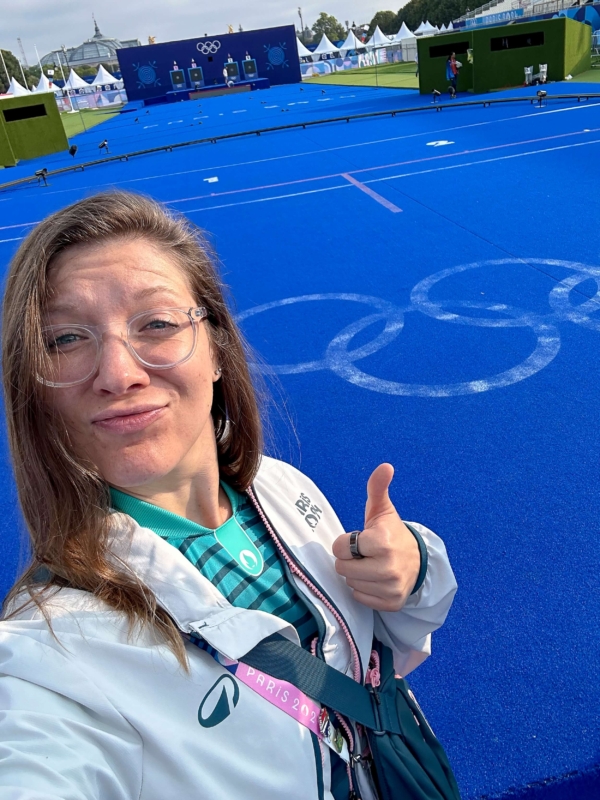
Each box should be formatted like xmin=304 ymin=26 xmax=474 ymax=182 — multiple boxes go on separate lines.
xmin=41 ymin=309 xmax=197 ymax=387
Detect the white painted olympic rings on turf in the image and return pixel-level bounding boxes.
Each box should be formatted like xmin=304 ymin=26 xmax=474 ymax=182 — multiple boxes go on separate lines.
xmin=197 ymin=40 xmax=222 ymax=55
xmin=236 ymin=260 xmax=600 ymax=398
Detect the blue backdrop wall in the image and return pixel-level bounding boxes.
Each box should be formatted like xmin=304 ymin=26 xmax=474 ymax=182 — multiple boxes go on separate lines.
xmin=118 ymin=26 xmax=301 ymax=102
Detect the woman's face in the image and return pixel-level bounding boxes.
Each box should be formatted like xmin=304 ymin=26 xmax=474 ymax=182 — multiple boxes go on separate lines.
xmin=45 ymin=238 xmax=220 ymax=491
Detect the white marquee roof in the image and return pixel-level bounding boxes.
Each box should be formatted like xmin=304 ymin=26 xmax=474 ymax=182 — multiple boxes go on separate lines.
xmin=312 ymin=34 xmax=339 ymax=56
xmin=296 ymin=38 xmax=312 ymax=58
xmin=392 ymin=22 xmax=415 ymax=41
xmin=5 ymin=77 xmax=31 ymax=96
xmin=339 ymin=30 xmax=364 ymax=53
xmin=415 ymin=21 xmax=437 ymax=35
xmin=90 ymin=64 xmax=118 ymax=86
xmin=33 ymin=73 xmax=52 ymax=93
xmin=64 ymin=68 xmax=91 ymax=90
xmin=366 ymin=25 xmax=392 ymax=48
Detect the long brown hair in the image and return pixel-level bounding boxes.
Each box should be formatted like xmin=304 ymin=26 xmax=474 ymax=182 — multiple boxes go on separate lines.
xmin=1 ymin=191 xmax=263 ymax=666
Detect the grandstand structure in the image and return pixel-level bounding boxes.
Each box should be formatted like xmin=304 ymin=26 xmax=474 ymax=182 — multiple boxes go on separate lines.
xmin=456 ymin=0 xmax=594 ymax=25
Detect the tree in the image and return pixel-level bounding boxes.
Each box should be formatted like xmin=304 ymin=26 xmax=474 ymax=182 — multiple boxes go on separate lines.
xmin=368 ymin=10 xmax=398 ymax=37
xmin=0 ymin=50 xmax=44 ymax=92
xmin=311 ymin=12 xmax=346 ymax=43
xmin=395 ymin=0 xmax=472 ymax=30
xmin=0 ymin=49 xmax=23 ymax=93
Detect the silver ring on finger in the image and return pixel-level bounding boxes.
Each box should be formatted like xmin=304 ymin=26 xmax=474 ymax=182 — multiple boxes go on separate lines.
xmin=349 ymin=530 xmax=364 ymax=559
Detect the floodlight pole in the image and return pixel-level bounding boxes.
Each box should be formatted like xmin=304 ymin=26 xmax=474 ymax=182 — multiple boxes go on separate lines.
xmin=61 ymin=46 xmax=89 ymax=131
xmin=55 ymin=45 xmax=77 ymax=114
xmin=17 ymin=57 xmax=28 ymax=89
xmin=34 ymin=44 xmax=43 ymax=72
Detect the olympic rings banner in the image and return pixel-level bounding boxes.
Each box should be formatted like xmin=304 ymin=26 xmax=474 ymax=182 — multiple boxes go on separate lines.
xmin=236 ymin=259 xmax=598 ymax=398
xmin=196 ymin=41 xmax=221 ymax=55
xmin=117 ymin=25 xmax=300 ymax=102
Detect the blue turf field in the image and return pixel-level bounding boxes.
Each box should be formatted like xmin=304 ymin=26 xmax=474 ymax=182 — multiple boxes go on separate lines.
xmin=2 ymin=82 xmax=600 ymax=798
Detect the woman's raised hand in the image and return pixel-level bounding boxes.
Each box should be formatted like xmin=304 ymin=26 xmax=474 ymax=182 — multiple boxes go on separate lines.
xmin=332 ymin=464 xmax=421 ymax=612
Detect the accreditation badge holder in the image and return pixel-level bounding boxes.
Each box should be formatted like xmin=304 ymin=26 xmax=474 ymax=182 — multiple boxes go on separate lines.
xmin=233 ymin=661 xmax=350 ymax=763
xmin=187 ymin=632 xmax=351 ymax=763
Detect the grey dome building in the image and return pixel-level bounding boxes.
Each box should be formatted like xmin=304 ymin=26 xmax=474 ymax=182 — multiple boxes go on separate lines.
xmin=41 ymin=18 xmax=140 ymax=69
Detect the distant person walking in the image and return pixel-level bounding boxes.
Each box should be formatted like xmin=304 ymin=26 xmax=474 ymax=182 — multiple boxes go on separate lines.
xmin=446 ymin=52 xmax=459 ymax=94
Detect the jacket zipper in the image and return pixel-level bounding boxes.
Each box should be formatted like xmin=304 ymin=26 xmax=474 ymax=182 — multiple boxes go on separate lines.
xmin=247 ymin=485 xmax=365 ymax=797
xmin=247 ymin=485 xmax=362 ymax=683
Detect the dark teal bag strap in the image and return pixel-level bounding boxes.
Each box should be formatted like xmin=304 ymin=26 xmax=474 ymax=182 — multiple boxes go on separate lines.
xmin=243 ymin=632 xmax=401 ymax=734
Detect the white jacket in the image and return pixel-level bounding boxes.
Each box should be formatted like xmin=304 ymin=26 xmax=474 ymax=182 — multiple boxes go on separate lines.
xmin=0 ymin=457 xmax=457 ymax=800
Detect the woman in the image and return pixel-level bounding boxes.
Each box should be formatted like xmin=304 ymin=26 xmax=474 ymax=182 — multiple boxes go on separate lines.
xmin=446 ymin=52 xmax=459 ymax=94
xmin=0 ymin=192 xmax=457 ymax=799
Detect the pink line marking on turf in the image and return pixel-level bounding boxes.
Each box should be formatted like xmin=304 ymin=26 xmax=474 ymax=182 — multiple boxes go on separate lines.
xmin=341 ymin=172 xmax=402 ymax=213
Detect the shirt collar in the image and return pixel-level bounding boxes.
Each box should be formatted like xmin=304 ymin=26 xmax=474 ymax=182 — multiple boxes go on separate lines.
xmin=109 ymin=481 xmax=240 ymax=541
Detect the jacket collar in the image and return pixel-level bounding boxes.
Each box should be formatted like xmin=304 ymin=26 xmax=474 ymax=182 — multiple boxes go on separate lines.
xmin=107 ymin=509 xmax=297 ymax=661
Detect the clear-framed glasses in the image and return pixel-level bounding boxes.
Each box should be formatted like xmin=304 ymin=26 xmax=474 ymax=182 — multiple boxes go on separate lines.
xmin=40 ymin=307 xmax=208 ymax=388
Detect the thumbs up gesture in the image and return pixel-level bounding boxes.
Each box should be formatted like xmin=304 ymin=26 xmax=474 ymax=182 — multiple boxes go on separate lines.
xmin=332 ymin=464 xmax=421 ymax=612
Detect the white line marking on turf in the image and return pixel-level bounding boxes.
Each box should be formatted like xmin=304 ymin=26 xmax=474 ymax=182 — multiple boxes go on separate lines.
xmin=233 ymin=109 xmax=247 ymax=113
xmin=427 ymin=140 xmax=455 ymax=146
xmin=0 ymin=221 xmax=40 ymax=231
xmin=364 ymin=137 xmax=600 ymax=184
xmin=7 ymin=102 xmax=600 ymax=202
xmin=2 ymin=133 xmax=597 ymax=226
xmin=0 ymin=237 xmax=26 ymax=244
xmin=203 ymin=177 xmax=219 ymax=183
xmin=342 ymin=173 xmax=402 ymax=213
xmin=185 ymin=183 xmax=351 ymax=212
xmin=143 ymin=124 xmax=158 ymax=129
xmin=264 ymin=105 xmax=278 ymax=109
xmin=168 ymin=120 xmax=183 ymax=124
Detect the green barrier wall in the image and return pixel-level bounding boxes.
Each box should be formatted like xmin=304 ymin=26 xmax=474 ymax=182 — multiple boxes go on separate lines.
xmin=0 ymin=93 xmax=68 ymax=165
xmin=564 ymin=17 xmax=592 ymax=78
xmin=418 ymin=17 xmax=591 ymax=94
xmin=0 ymin=115 xmax=16 ymax=168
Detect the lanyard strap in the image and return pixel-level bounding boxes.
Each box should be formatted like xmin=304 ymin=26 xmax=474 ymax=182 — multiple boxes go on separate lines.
xmin=187 ymin=633 xmax=350 ymax=762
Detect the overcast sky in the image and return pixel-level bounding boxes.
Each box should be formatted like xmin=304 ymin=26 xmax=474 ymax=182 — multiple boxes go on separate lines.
xmin=4 ymin=1 xmax=397 ymax=65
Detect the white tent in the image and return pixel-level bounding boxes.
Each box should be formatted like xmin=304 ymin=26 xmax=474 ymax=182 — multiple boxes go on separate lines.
xmin=311 ymin=34 xmax=339 ymax=61
xmin=4 ymin=77 xmax=30 ymax=96
xmin=296 ymin=38 xmax=312 ymax=59
xmin=439 ymin=23 xmax=447 ymax=32
xmin=415 ymin=21 xmax=436 ymax=35
xmin=447 ymin=22 xmax=454 ymax=31
xmin=391 ymin=22 xmax=414 ymax=42
xmin=64 ymin=68 xmax=91 ymax=91
xmin=366 ymin=25 xmax=392 ymax=48
xmin=33 ymin=73 xmax=52 ymax=93
xmin=91 ymin=64 xmax=118 ymax=87
xmin=338 ymin=29 xmax=364 ymax=54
